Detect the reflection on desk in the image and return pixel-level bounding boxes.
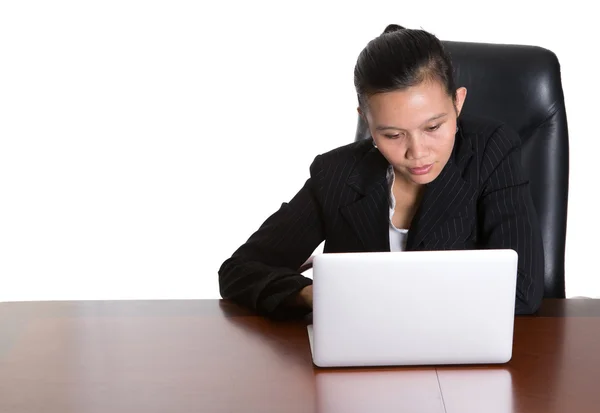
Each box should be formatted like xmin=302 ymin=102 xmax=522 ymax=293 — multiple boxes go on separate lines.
xmin=315 ymin=368 xmax=512 ymax=413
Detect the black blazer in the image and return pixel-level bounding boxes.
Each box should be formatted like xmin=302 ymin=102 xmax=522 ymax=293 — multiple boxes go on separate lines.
xmin=219 ymin=115 xmax=545 ymax=319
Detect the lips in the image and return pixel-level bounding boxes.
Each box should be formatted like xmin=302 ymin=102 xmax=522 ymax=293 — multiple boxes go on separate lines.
xmin=408 ymin=164 xmax=433 ymax=175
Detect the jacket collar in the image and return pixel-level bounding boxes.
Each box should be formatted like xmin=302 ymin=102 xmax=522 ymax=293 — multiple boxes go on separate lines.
xmin=345 ymin=145 xmax=390 ymax=195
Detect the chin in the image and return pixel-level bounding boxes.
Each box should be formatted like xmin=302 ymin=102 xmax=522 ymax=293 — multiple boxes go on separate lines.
xmin=410 ymin=176 xmax=435 ymax=185
xmin=409 ymin=171 xmax=440 ymax=185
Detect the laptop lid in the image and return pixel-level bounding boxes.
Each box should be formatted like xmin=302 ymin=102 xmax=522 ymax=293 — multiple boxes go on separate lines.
xmin=309 ymin=249 xmax=518 ymax=367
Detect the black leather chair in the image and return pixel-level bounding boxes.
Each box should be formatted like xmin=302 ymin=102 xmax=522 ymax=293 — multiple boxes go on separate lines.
xmin=355 ymin=41 xmax=569 ymax=298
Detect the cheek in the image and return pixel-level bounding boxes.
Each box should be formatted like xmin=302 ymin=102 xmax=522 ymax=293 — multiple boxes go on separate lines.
xmin=379 ymin=141 xmax=407 ymax=160
xmin=434 ymin=134 xmax=456 ymax=156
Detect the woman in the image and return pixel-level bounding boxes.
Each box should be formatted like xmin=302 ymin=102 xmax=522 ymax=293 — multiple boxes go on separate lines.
xmin=218 ymin=24 xmax=545 ymax=320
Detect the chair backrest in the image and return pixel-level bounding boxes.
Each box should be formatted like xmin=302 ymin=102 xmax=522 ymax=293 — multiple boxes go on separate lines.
xmin=354 ymin=41 xmax=569 ymax=298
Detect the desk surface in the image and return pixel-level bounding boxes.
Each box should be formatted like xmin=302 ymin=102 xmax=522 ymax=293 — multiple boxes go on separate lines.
xmin=1 ymin=299 xmax=599 ymax=413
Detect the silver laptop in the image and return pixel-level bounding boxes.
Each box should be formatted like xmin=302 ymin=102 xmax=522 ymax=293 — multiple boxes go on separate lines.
xmin=307 ymin=249 xmax=518 ymax=367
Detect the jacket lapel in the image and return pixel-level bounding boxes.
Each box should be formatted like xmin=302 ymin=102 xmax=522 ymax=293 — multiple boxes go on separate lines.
xmin=407 ymin=131 xmax=477 ymax=250
xmin=340 ymin=147 xmax=390 ymax=252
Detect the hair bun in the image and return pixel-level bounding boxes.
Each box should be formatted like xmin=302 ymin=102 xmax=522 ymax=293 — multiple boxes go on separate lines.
xmin=383 ymin=24 xmax=406 ymax=34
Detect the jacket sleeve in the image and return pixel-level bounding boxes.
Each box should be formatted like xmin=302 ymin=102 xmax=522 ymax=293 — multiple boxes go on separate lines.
xmin=218 ymin=155 xmax=326 ymax=320
xmin=477 ymin=125 xmax=545 ymax=315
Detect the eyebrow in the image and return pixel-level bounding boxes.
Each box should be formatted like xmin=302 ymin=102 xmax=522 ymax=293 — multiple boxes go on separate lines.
xmin=375 ymin=113 xmax=448 ymax=131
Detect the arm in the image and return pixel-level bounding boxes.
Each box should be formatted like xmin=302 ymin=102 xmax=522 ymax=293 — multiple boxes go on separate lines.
xmin=477 ymin=126 xmax=545 ymax=315
xmin=218 ymin=156 xmax=325 ymax=320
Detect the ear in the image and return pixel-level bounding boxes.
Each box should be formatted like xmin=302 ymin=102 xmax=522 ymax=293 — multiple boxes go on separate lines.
xmin=454 ymin=87 xmax=468 ymax=117
xmin=357 ymin=106 xmax=366 ymax=121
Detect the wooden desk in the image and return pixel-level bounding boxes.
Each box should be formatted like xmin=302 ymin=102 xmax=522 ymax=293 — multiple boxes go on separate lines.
xmin=0 ymin=299 xmax=599 ymax=413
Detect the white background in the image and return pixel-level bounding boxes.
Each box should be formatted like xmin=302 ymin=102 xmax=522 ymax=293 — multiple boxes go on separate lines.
xmin=0 ymin=1 xmax=597 ymax=301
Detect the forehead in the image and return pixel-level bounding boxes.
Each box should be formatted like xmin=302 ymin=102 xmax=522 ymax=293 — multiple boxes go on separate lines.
xmin=366 ymin=81 xmax=452 ymax=126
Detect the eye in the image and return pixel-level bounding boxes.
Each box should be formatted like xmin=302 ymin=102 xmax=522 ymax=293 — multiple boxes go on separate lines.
xmin=427 ymin=124 xmax=441 ymax=132
xmin=384 ymin=134 xmax=400 ymax=139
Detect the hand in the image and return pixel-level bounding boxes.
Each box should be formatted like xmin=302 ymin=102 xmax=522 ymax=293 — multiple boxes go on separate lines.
xmin=285 ymin=285 xmax=313 ymax=309
xmin=298 ymin=285 xmax=313 ymax=309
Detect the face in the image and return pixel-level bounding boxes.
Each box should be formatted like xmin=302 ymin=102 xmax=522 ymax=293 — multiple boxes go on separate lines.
xmin=360 ymin=81 xmax=467 ymax=186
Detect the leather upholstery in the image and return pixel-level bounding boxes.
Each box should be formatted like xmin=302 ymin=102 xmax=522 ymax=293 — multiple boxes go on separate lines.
xmin=354 ymin=41 xmax=569 ymax=298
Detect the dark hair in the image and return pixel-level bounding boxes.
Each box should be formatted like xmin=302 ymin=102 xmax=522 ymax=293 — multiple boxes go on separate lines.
xmin=354 ymin=24 xmax=456 ymax=109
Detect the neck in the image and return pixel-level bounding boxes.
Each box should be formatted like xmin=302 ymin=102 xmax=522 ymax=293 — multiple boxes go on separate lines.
xmin=393 ymin=169 xmax=424 ymax=198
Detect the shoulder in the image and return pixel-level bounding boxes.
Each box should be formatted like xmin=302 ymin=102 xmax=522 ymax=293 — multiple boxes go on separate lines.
xmin=459 ymin=113 xmax=520 ymax=149
xmin=309 ymin=139 xmax=375 ymax=177
xmin=459 ymin=114 xmax=524 ymax=185
xmin=316 ymin=139 xmax=374 ymax=163
xmin=459 ymin=114 xmax=521 ymax=165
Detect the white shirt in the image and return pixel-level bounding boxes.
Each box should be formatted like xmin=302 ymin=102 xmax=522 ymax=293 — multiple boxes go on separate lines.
xmin=387 ymin=166 xmax=409 ymax=252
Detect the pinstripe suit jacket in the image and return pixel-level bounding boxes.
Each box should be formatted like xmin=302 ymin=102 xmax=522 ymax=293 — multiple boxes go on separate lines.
xmin=219 ymin=115 xmax=545 ymax=319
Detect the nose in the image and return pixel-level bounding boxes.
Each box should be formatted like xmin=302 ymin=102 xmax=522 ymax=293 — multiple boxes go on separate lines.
xmin=406 ymin=134 xmax=428 ymax=160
